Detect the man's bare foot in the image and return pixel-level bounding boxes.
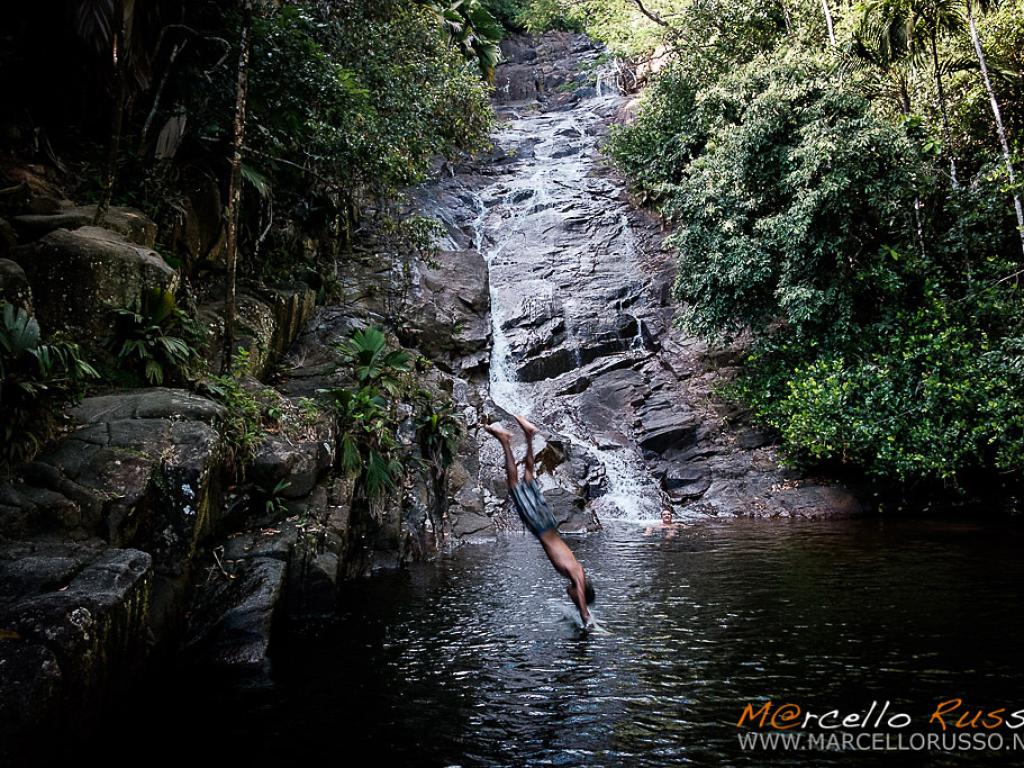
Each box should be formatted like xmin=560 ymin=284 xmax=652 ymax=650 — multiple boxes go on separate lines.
xmin=481 ymin=422 xmax=513 ymax=441
xmin=513 ymin=414 xmax=539 ymax=438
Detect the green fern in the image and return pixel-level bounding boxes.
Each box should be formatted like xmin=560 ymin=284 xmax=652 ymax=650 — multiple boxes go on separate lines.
xmin=1 ymin=302 xmax=98 ymax=465
xmin=322 ymin=326 xmax=415 ymax=500
xmin=334 ymin=326 xmax=411 ymax=395
xmin=108 ymin=288 xmax=203 ymax=385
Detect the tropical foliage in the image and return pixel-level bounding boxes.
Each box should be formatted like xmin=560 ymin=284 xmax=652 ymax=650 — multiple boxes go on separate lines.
xmin=598 ymin=0 xmax=1024 ymax=492
xmin=482 ymin=0 xmax=584 ymax=32
xmin=420 ymin=0 xmax=505 ymax=78
xmin=0 ymin=303 xmax=98 ymax=466
xmin=108 ymin=288 xmax=204 ymax=385
xmin=0 ymin=0 xmax=494 ymax=461
xmin=324 ymin=327 xmax=462 ymax=503
xmin=335 ymin=327 xmax=413 ymax=396
xmin=417 ymin=401 xmax=462 ymax=476
xmin=324 ymin=327 xmax=413 ymax=500
xmin=202 ymin=348 xmax=265 ymax=472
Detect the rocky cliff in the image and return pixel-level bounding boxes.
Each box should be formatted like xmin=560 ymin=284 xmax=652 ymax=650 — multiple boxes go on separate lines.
xmin=0 ymin=157 xmax=490 ymax=766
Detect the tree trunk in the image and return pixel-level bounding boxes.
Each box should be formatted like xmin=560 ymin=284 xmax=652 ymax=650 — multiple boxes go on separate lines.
xmin=895 ymin=88 xmax=928 ymax=259
xmin=222 ymin=15 xmax=251 ymax=372
xmin=821 ymin=0 xmax=836 ymax=45
xmin=93 ymin=0 xmax=126 ymax=226
xmin=967 ymin=1 xmax=1024 ymax=258
xmin=138 ymin=39 xmax=188 ymax=156
xmin=929 ymin=31 xmax=959 ymax=187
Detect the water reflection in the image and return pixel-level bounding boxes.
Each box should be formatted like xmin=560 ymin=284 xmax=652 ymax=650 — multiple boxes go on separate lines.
xmin=102 ymin=518 xmax=1024 ymax=767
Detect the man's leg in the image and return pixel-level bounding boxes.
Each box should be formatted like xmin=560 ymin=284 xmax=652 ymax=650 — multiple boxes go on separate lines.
xmin=513 ymin=415 xmax=539 ymax=483
xmin=482 ymin=422 xmax=518 ymax=488
xmin=523 ymin=428 xmax=536 ymax=483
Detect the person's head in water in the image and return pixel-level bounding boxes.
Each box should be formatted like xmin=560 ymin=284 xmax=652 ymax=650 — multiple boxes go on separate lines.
xmin=570 ymin=577 xmax=596 ymax=607
xmin=661 ymin=508 xmax=674 ymax=525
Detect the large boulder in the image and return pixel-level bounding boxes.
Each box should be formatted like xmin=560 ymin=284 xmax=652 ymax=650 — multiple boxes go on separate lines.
xmin=166 ymin=173 xmax=225 ymax=267
xmin=495 ymin=64 xmax=539 ymax=102
xmin=184 ymin=555 xmax=288 ymax=680
xmin=765 ymin=484 xmax=865 ymax=520
xmin=0 ymin=258 xmax=32 ymax=312
xmin=11 ymin=205 xmax=157 ymax=247
xmin=408 ymin=249 xmax=491 ymax=370
xmin=0 ymin=389 xmax=226 ymax=576
xmin=499 ymin=35 xmax=539 ymax=65
xmin=201 ymin=283 xmax=316 ymax=377
xmin=0 ymin=164 xmax=72 ymax=215
xmin=0 ymin=540 xmax=152 ymax=764
xmin=71 ymin=388 xmax=226 ymax=424
xmin=13 ymin=226 xmax=177 ymax=338
xmin=637 ymin=399 xmax=701 ymax=455
xmin=517 ymin=347 xmax=577 ymax=382
xmin=661 ymin=464 xmax=712 ymax=501
xmin=251 ymin=419 xmax=334 ymax=500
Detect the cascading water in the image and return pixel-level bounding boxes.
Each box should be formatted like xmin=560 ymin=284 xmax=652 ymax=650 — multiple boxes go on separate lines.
xmin=473 ymin=63 xmax=664 ymax=522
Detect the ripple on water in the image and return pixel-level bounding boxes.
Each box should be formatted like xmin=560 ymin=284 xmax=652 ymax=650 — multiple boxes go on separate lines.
xmin=105 ymin=518 xmax=1017 ymax=767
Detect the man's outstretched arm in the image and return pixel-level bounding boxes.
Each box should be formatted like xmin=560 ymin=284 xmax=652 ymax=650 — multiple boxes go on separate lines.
xmin=539 ymin=531 xmax=591 ymax=623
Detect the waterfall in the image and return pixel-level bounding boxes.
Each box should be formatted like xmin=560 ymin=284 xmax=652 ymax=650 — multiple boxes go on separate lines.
xmin=473 ymin=68 xmax=663 ymax=523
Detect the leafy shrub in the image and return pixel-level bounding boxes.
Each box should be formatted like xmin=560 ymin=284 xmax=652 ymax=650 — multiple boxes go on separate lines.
xmin=606 ymin=63 xmax=705 ymax=204
xmin=335 ymin=327 xmax=412 ymax=395
xmin=324 ymin=385 xmax=405 ymax=500
xmin=323 ymin=327 xmax=413 ymax=500
xmin=482 ymin=0 xmax=582 ymax=33
xmin=239 ymin=1 xmax=494 ymax=245
xmin=108 ymin=288 xmax=205 ymax=385
xmin=613 ymin=53 xmax=927 ymax=341
xmin=417 ymin=401 xmax=461 ymax=470
xmin=254 ymin=479 xmax=291 ymax=517
xmin=323 ymin=326 xmax=465 ymax=503
xmin=202 ymin=348 xmax=264 ymax=472
xmin=0 ymin=302 xmax=98 ymax=465
xmin=610 ymin=47 xmax=1024 ymax=491
xmin=731 ymin=291 xmax=1024 ymax=484
xmin=421 ymin=0 xmax=504 ymax=77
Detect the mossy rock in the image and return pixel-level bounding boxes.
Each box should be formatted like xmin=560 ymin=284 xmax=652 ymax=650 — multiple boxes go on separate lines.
xmin=13 ymin=226 xmax=177 ymax=340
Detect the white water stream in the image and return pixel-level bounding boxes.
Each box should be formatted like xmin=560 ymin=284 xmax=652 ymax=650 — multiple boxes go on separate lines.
xmin=472 ymin=74 xmax=664 ymax=522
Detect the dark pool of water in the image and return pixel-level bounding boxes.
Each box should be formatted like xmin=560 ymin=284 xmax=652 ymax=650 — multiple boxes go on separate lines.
xmin=105 ymin=518 xmax=1024 ymax=767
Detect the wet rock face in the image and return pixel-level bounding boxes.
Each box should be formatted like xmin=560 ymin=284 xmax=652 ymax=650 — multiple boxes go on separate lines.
xmin=428 ymin=35 xmax=660 ymax=525
xmin=495 ymin=64 xmax=540 ymax=102
xmin=407 ymin=248 xmax=491 ymax=372
xmin=184 ymin=553 xmax=287 ymax=680
xmin=494 ymin=32 xmax=602 ymax=106
xmin=273 ymin=239 xmax=496 ymax=550
xmin=0 ymin=540 xmax=152 ymax=763
xmin=424 ymin=32 xmax=862 ymax=523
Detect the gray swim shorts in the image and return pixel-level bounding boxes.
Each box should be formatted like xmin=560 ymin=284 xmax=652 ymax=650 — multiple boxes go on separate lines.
xmin=509 ymin=477 xmax=557 ymax=538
